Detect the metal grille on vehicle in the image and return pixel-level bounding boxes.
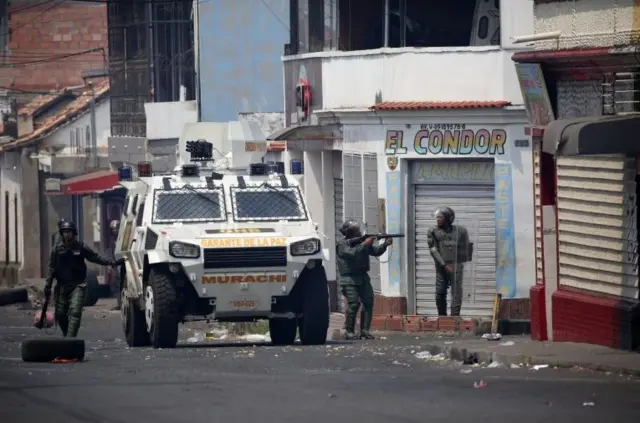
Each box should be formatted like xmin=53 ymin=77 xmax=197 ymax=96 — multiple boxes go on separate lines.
xmin=203 ymin=247 xmax=287 ymax=269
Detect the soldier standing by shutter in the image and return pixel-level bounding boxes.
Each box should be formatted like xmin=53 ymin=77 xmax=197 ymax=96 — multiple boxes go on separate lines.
xmin=426 ymin=207 xmax=471 ymax=317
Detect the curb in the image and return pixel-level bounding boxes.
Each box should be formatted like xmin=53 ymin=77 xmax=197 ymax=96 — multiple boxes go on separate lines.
xmin=421 ymin=343 xmax=640 ymax=377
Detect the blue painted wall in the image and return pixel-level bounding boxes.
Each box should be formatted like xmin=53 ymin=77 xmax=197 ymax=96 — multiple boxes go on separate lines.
xmin=197 ymin=0 xmax=289 ymax=122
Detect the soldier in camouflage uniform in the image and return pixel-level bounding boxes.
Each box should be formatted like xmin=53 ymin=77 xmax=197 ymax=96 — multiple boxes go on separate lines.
xmin=426 ymin=207 xmax=470 ymax=317
xmin=336 ymin=220 xmax=393 ymax=340
xmin=44 ymin=221 xmax=125 ymax=337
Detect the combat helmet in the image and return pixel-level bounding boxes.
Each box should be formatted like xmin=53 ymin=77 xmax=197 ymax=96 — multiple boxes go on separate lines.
xmin=436 ymin=207 xmax=455 ymax=225
xmin=339 ymin=219 xmax=361 ymax=238
xmin=59 ymin=220 xmax=78 ymax=235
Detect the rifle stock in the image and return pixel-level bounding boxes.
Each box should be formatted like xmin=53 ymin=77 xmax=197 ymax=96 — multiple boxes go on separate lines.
xmin=345 ymin=233 xmax=405 ymax=246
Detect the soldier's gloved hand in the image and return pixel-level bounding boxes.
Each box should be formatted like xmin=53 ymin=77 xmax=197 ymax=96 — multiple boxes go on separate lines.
xmin=44 ymin=285 xmax=52 ymax=298
xmin=363 ymin=236 xmax=376 ymax=246
xmin=384 ymin=237 xmax=393 ymax=246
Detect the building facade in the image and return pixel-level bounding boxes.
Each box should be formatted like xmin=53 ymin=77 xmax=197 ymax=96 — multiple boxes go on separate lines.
xmin=270 ymin=0 xmax=536 ymax=319
xmin=0 ymin=82 xmax=111 ymax=286
xmin=513 ymin=0 xmax=640 ymax=350
xmin=196 ymin=0 xmax=289 ymax=122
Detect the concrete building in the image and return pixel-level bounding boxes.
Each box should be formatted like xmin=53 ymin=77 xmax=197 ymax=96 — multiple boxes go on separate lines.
xmin=269 ymin=0 xmax=536 ymax=320
xmin=0 ymin=81 xmax=111 ymax=286
xmin=512 ymin=0 xmax=640 ymax=350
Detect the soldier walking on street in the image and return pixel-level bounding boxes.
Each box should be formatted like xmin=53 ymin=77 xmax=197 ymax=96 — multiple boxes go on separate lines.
xmin=44 ymin=221 xmax=126 ymax=337
xmin=427 ymin=207 xmax=471 ymax=317
xmin=336 ymin=220 xmax=392 ymax=340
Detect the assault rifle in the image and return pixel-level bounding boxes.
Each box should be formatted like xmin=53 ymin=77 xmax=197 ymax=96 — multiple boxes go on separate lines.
xmin=345 ymin=233 xmax=405 ymax=247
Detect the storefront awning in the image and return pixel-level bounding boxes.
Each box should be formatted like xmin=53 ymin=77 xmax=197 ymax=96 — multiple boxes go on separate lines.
xmin=543 ymin=115 xmax=640 ymax=156
xmin=49 ymin=170 xmax=122 ymax=196
xmin=267 ymin=124 xmax=342 ymax=141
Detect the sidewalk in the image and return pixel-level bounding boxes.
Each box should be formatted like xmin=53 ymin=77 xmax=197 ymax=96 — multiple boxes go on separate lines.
xmin=399 ymin=334 xmax=640 ymax=376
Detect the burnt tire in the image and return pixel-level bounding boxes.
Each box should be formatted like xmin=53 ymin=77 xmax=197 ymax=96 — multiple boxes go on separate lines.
xmin=297 ymin=263 xmax=330 ymax=345
xmin=123 ymin=296 xmax=151 ymax=348
xmin=269 ymin=318 xmax=297 ymax=346
xmin=0 ymin=287 xmax=29 ymax=306
xmin=21 ymin=338 xmax=85 ymax=363
xmin=147 ymin=268 xmax=179 ymax=349
xmin=83 ymin=270 xmax=99 ymax=307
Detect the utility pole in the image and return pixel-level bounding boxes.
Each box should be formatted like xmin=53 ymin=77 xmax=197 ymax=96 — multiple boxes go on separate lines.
xmin=83 ymin=69 xmax=110 ymax=168
xmin=88 ymin=81 xmax=99 ymax=168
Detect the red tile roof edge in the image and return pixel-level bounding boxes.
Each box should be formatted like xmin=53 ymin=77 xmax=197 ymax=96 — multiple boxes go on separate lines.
xmin=370 ymin=101 xmax=512 ymax=111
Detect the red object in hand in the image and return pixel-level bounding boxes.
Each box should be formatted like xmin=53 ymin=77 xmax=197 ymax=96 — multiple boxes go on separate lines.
xmin=34 ymin=310 xmax=54 ymax=329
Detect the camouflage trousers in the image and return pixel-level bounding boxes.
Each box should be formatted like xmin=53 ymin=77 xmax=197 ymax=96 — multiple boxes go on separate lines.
xmin=54 ymin=282 xmax=87 ymax=337
xmin=435 ymin=264 xmax=464 ymax=317
xmin=340 ymin=274 xmax=374 ymax=333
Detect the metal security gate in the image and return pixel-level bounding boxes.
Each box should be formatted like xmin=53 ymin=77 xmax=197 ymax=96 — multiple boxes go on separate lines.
xmin=414 ymin=184 xmax=496 ymax=317
xmin=334 ymin=178 xmax=344 ymax=246
xmin=363 ymin=154 xmax=381 ymax=291
xmin=556 ymin=156 xmax=638 ymax=299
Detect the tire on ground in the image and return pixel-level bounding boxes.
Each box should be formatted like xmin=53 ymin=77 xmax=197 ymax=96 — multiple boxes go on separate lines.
xmin=21 ymin=338 xmax=85 ymax=363
xmin=83 ymin=270 xmax=100 ymax=307
xmin=0 ymin=287 xmax=29 ymax=306
xmin=148 ymin=267 xmax=179 ymax=349
xmin=123 ymin=298 xmax=151 ymax=347
xmin=297 ymin=262 xmax=330 ymax=345
xmin=269 ymin=318 xmax=297 ymax=346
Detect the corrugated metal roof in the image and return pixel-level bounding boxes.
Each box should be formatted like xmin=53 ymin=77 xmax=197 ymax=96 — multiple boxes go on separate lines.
xmin=1 ymin=80 xmax=110 ymax=152
xmin=370 ymin=101 xmax=511 ymax=111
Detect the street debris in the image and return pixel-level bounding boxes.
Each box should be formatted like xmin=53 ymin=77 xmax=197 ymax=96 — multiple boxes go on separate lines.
xmin=583 ymin=402 xmax=595 ymax=407
xmin=473 ymin=380 xmax=488 ymax=388
xmin=460 ymin=368 xmax=472 ymax=374
xmin=487 ymin=361 xmax=505 ymax=369
xmin=414 ymin=351 xmax=447 ymax=361
xmin=239 ymin=333 xmax=271 ymax=343
xmin=510 ymin=363 xmax=521 ymax=369
xmin=482 ymin=333 xmax=502 ymax=341
xmin=328 ymin=393 xmax=337 ymax=398
xmin=499 ymin=341 xmax=515 ymax=346
xmin=531 ymin=364 xmax=549 ymax=371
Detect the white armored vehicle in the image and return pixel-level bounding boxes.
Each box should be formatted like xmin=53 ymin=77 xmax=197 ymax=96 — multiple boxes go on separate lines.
xmin=114 ymin=122 xmax=331 ymax=349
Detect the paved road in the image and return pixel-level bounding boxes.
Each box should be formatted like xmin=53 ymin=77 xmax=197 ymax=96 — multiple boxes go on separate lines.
xmin=1 ymin=301 xmax=639 ymax=423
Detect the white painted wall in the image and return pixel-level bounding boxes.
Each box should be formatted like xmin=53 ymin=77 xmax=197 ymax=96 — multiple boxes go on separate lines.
xmin=318 ymin=108 xmax=535 ymax=299
xmin=0 ymin=150 xmax=24 ymax=264
xmin=308 ymin=48 xmax=526 ymax=109
xmin=145 ymin=101 xmax=198 ymax=140
xmin=534 ymin=0 xmax=638 ymax=50
xmin=42 ymin=99 xmax=110 ymax=155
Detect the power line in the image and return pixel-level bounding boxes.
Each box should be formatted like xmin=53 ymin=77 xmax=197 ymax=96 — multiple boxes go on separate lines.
xmin=0 ymin=86 xmax=104 ymax=97
xmin=0 ymin=48 xmax=106 ymax=68
xmin=1 ymin=0 xmax=67 ymax=38
xmin=9 ymin=0 xmax=57 ymax=14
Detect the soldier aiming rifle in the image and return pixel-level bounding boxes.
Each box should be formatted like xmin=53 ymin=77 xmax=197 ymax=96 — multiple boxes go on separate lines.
xmin=336 ymin=220 xmax=404 ymax=340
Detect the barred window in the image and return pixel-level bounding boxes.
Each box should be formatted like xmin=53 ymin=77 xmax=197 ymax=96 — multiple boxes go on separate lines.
xmin=152 ymin=188 xmax=226 ymax=224
xmin=231 ymin=186 xmax=308 ymax=222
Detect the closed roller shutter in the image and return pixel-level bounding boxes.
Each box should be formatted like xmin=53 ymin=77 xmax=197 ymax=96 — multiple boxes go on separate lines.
xmin=556 ymin=156 xmax=638 ymax=300
xmin=414 ymin=185 xmax=497 ymax=317
xmin=334 ymin=178 xmax=345 ymax=311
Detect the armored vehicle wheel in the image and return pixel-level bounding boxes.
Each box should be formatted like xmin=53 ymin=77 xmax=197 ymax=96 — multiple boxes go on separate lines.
xmin=298 ymin=263 xmax=330 ymax=345
xmin=21 ymin=338 xmax=85 ymax=363
xmin=122 ymin=292 xmax=151 ymax=347
xmin=146 ymin=268 xmax=179 ymax=349
xmin=83 ymin=270 xmax=99 ymax=307
xmin=269 ymin=318 xmax=297 ymax=346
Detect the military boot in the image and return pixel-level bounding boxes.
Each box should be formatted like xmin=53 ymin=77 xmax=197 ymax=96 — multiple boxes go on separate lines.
xmin=359 ymin=310 xmax=375 ymax=339
xmin=436 ymin=295 xmax=448 ymax=316
xmin=344 ymin=312 xmax=357 ymax=340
